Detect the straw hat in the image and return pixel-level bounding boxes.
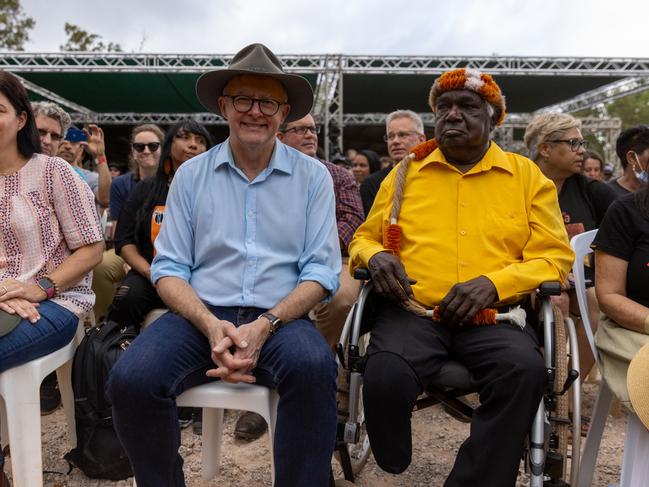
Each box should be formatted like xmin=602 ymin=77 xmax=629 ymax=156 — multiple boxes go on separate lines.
xmin=627 ymin=341 xmax=649 ymax=428
xmin=195 ymin=43 xmax=313 ymax=123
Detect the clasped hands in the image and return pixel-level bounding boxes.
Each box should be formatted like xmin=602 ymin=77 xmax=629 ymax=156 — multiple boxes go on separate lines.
xmin=368 ymin=252 xmax=498 ymax=325
xmin=0 ymin=278 xmax=46 ymax=324
xmin=206 ymin=317 xmax=270 ymax=384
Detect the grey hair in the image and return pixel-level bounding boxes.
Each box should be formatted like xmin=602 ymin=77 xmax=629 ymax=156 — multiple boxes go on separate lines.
xmin=31 ymin=101 xmax=72 ymax=135
xmin=524 ymin=112 xmax=582 ymax=162
xmin=386 ymin=110 xmax=424 ymax=135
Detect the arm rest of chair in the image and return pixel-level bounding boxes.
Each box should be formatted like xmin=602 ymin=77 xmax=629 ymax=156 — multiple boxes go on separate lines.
xmin=353 ymin=268 xmax=371 ymax=281
xmin=537 ymin=281 xmax=562 ymax=297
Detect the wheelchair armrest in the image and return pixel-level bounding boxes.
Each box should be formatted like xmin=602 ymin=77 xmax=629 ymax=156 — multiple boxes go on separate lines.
xmin=537 ymin=281 xmax=562 ymax=297
xmin=353 ymin=268 xmax=371 ymax=281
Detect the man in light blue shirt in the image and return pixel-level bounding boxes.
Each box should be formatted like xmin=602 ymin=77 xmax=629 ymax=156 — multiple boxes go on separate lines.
xmin=107 ymin=43 xmax=342 ymax=487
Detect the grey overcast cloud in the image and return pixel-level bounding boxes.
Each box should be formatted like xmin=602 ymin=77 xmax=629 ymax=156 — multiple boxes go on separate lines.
xmin=18 ymin=0 xmax=648 ymax=57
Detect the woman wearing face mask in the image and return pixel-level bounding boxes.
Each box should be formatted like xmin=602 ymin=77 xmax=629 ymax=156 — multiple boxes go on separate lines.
xmin=524 ymin=113 xmax=617 ymax=398
xmin=608 ymin=125 xmax=649 ymax=197
xmin=592 ymin=161 xmax=649 ymax=418
xmin=108 ymin=120 xmax=212 ymax=330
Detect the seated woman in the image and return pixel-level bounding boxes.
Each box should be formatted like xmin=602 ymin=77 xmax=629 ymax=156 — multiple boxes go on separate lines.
xmin=92 ymin=124 xmax=165 ymax=322
xmin=0 ymin=71 xmax=104 ymax=484
xmin=108 ymin=120 xmax=212 ymax=329
xmin=524 ymin=112 xmax=617 ymax=380
xmin=594 ymin=172 xmax=649 ymax=409
xmin=352 ymin=149 xmax=381 ymax=187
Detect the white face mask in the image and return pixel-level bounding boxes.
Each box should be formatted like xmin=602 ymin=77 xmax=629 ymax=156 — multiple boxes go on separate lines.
xmin=632 ymin=152 xmax=649 ymax=184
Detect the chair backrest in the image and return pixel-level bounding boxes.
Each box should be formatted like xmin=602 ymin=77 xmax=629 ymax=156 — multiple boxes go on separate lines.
xmin=570 ymin=229 xmax=598 ymax=363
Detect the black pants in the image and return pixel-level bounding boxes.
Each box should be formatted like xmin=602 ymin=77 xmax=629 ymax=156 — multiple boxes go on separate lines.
xmin=106 ymin=270 xmax=164 ymax=329
xmin=362 ymin=298 xmax=545 ymax=487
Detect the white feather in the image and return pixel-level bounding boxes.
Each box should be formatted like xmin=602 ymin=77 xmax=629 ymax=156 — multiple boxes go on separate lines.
xmin=496 ymin=306 xmax=527 ymax=330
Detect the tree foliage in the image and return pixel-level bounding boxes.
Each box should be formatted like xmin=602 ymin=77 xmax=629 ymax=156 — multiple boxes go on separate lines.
xmin=574 ymin=90 xmax=649 ymax=130
xmin=0 ymin=0 xmax=35 ymax=51
xmin=60 ymin=22 xmax=122 ymax=52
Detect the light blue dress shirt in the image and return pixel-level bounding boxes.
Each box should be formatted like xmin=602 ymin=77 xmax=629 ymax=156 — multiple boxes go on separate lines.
xmin=150 ymin=139 xmax=341 ymax=310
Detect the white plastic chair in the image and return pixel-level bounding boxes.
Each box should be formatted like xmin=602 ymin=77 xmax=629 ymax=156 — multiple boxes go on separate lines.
xmin=133 ymin=310 xmax=279 ymax=485
xmin=572 ymin=230 xmax=649 ymax=487
xmin=0 ymin=318 xmax=84 ymax=487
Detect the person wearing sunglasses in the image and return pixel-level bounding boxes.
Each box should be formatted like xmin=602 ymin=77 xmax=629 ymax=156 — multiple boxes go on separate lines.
xmin=109 ymin=124 xmax=165 ymax=224
xmin=525 ymin=112 xmax=617 ymax=386
xmin=107 ymin=120 xmax=211 ymax=335
xmin=89 ymin=124 xmax=166 ymax=323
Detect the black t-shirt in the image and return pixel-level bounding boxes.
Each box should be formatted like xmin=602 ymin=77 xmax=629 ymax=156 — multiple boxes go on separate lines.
xmin=593 ymin=194 xmax=649 ymax=308
xmin=559 ymin=173 xmax=617 ymax=240
xmin=114 ymin=178 xmax=169 ymax=264
xmin=360 ymin=165 xmax=392 ymax=217
xmin=607 ymin=178 xmax=632 ymax=198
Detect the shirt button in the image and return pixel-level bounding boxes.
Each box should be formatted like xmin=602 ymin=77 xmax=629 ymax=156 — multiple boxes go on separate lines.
xmin=248 ymin=261 xmax=254 ymax=267
xmin=247 ymin=210 xmax=254 ymax=217
xmin=459 ymin=230 xmax=467 ymax=236
xmin=246 ymin=238 xmax=252 ymax=244
xmin=460 ymin=202 xmax=468 ymax=208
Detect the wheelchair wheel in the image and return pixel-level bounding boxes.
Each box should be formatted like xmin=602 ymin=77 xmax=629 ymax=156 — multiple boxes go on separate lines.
xmin=550 ymin=305 xmax=570 ymax=481
xmin=336 ymin=333 xmax=372 ymax=476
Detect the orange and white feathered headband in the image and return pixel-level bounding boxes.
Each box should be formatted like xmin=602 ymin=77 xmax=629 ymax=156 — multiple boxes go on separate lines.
xmin=429 ymin=68 xmax=506 ymax=126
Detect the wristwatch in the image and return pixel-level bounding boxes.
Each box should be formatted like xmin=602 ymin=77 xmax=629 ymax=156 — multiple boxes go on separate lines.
xmin=258 ymin=312 xmax=283 ymax=335
xmin=37 ymin=277 xmax=57 ymax=299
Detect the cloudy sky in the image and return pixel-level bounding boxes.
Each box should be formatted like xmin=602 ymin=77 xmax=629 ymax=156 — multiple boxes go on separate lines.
xmin=18 ymin=0 xmax=648 ymax=57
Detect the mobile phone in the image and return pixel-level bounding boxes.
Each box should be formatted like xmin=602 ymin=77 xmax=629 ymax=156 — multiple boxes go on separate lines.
xmin=65 ymin=128 xmax=88 ymax=143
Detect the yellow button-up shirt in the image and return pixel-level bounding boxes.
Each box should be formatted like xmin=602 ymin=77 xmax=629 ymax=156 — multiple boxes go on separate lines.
xmin=349 ymin=142 xmax=574 ymax=307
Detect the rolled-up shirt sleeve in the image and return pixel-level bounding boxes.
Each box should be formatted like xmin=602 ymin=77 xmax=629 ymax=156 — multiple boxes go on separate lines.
xmin=298 ymin=169 xmax=342 ymax=296
xmin=151 ymin=169 xmax=195 ymax=284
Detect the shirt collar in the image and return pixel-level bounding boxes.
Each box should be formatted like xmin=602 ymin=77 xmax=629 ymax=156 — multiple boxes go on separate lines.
xmin=212 ymin=138 xmax=294 ymax=176
xmin=418 ymin=141 xmax=515 ymax=175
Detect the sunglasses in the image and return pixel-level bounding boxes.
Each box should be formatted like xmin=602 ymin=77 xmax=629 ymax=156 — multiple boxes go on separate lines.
xmin=132 ymin=142 xmax=161 ymax=153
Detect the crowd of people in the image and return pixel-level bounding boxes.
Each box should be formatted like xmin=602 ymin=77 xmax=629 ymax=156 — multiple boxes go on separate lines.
xmin=1 ymin=42 xmax=648 ymax=487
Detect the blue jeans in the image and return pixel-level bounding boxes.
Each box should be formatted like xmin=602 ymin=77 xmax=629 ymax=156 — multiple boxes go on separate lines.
xmin=0 ymin=300 xmax=78 ymax=465
xmin=107 ymin=306 xmax=337 ymax=487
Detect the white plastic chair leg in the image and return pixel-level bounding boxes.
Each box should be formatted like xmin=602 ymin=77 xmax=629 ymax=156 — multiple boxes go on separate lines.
xmin=2 ymin=364 xmax=46 ymax=487
xmin=578 ymin=380 xmax=614 ymax=487
xmin=200 ymin=407 xmax=224 ymax=479
xmin=620 ymin=413 xmax=649 ymax=487
xmin=56 ymin=358 xmax=77 ymax=448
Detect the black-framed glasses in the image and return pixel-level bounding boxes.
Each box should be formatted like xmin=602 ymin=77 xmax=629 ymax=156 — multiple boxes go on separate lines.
xmin=38 ymin=129 xmax=63 ymax=142
xmin=224 ymin=95 xmax=284 ymax=116
xmin=132 ymin=142 xmax=161 ymax=153
xmin=547 ymin=138 xmax=588 ymax=152
xmin=383 ymin=131 xmax=420 ymax=142
xmin=282 ymin=125 xmax=320 ymax=136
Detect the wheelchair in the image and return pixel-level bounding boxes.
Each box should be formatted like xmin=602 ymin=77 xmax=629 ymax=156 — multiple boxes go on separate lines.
xmin=333 ymin=269 xmax=583 ymax=487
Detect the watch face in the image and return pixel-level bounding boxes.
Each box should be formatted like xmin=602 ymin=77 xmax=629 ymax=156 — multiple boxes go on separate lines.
xmin=38 ymin=278 xmax=54 ymax=290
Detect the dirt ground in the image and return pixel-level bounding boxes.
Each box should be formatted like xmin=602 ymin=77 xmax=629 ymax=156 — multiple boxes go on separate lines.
xmin=5 ymin=381 xmax=625 ymax=486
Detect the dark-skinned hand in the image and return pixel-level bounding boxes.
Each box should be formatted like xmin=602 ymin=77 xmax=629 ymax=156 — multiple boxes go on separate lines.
xmin=438 ymin=275 xmax=498 ymax=325
xmin=368 ymin=251 xmax=417 ymax=303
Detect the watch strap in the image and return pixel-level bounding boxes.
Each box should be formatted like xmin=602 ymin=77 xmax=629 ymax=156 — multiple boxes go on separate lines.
xmin=259 ymin=312 xmax=283 ymax=334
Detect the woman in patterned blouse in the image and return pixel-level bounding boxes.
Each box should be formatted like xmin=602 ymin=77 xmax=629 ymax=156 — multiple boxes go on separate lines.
xmin=0 ymin=71 xmax=105 ymax=484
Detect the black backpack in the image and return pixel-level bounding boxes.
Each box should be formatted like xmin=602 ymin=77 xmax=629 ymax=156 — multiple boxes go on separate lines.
xmin=64 ymin=320 xmax=138 ymax=480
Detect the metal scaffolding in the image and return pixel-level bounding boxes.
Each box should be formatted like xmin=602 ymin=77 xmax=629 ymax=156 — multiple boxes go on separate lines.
xmin=6 ymin=52 xmax=648 ymax=158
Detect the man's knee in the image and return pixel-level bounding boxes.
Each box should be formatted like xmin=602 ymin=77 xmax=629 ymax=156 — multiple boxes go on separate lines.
xmin=277 ymin=327 xmax=337 ymax=389
xmin=364 ymin=352 xmax=420 ymax=400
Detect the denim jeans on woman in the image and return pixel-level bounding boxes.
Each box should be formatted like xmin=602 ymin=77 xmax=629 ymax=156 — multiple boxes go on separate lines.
xmin=107 ymin=305 xmax=337 ymax=487
xmin=0 ymin=300 xmax=78 ymax=466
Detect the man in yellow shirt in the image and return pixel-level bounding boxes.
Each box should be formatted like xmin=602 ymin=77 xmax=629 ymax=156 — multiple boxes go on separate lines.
xmin=349 ymin=68 xmax=574 ymax=486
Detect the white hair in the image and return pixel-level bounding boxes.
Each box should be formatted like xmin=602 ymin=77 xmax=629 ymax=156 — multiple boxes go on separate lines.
xmin=31 ymin=101 xmax=71 ymax=135
xmin=386 ymin=110 xmax=424 ymax=135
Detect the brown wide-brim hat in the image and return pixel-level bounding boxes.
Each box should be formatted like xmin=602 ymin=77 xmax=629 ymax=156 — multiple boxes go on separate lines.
xmin=628 ymin=341 xmax=649 ymax=429
xmin=196 ymin=43 xmax=314 ymax=123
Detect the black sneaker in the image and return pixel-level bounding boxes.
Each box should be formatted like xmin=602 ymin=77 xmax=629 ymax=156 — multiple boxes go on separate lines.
xmin=177 ymin=406 xmax=194 ymax=430
xmin=40 ymin=372 xmax=61 ymax=415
